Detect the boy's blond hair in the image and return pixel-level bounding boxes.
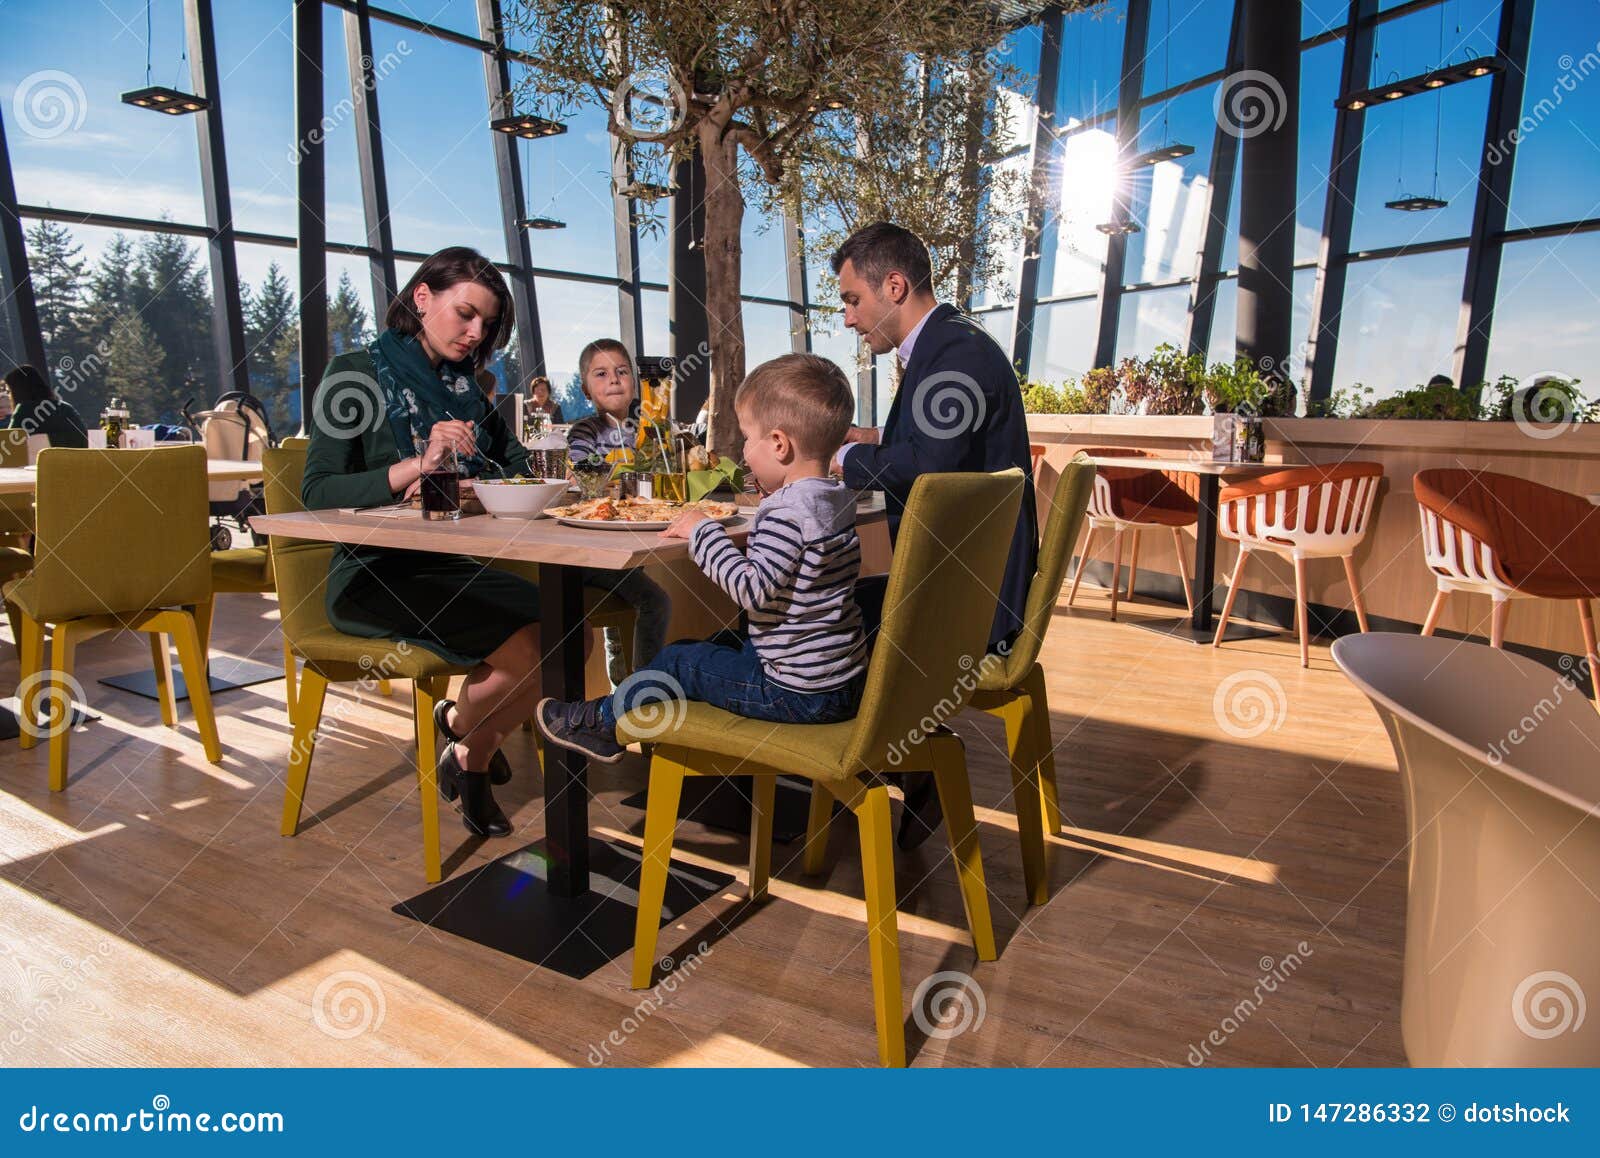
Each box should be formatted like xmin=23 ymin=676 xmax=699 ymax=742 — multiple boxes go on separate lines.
xmin=735 ymin=354 xmax=854 ymax=461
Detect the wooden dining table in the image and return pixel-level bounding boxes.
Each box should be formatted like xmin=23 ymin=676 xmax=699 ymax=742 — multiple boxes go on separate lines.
xmin=251 ymin=496 xmax=889 ymax=917
xmin=0 ymin=458 xmax=266 ymax=495
xmin=1083 ymin=455 xmax=1294 ymax=643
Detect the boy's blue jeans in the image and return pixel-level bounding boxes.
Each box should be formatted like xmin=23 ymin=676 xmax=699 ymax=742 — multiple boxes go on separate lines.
xmin=580 ymin=566 xmax=670 ymax=686
xmin=599 ymin=630 xmax=864 ymax=729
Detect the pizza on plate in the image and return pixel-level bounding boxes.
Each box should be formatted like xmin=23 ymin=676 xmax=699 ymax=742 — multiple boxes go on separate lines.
xmin=546 ymin=497 xmax=736 ymax=523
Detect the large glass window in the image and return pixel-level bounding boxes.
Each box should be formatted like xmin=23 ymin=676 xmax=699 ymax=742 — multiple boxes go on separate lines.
xmin=1116 ymin=284 xmax=1190 ymax=359
xmin=743 ymin=302 xmax=799 ymax=364
xmin=1143 ymin=1 xmax=1233 ymax=96
xmin=212 ymin=1 xmax=295 ymax=237
xmin=1485 ymin=233 xmax=1600 ymax=386
xmin=1125 ymin=83 xmax=1220 ymax=284
xmin=1041 ymin=123 xmax=1117 ymax=297
xmin=533 ymin=275 xmax=620 ymax=416
xmin=236 ymin=241 xmax=301 ymax=426
xmin=2 ymin=1 xmax=205 ymax=223
xmin=1347 ymin=80 xmax=1489 ymax=251
xmin=995 ymin=24 xmax=1042 ymax=154
xmin=1056 ymin=0 xmax=1130 ymax=122
xmin=370 ymin=21 xmax=507 ymax=262
xmin=1364 ymin=0 xmax=1501 ymax=85
xmin=1505 ymin=0 xmax=1600 ymax=229
xmin=976 ymin=307 xmax=1015 ymax=355
xmin=742 ymin=204 xmax=792 ymax=301
xmin=1333 ymin=249 xmax=1466 ymax=393
xmin=1305 ymin=0 xmax=1349 ymax=40
xmin=1028 ymin=297 xmax=1100 ymax=383
xmin=512 ymin=96 xmax=618 ymax=278
xmin=373 ymin=1 xmax=483 ymax=38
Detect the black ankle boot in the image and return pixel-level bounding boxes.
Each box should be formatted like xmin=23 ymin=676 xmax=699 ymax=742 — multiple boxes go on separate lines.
xmin=434 ymin=699 xmax=512 ymax=785
xmin=436 ymin=744 xmax=512 ymax=837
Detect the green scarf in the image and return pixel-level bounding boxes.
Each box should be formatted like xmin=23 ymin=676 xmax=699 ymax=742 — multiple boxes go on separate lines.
xmin=370 ymin=329 xmax=488 ymax=475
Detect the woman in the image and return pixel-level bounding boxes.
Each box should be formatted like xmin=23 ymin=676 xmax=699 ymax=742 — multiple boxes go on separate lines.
xmin=302 ymin=247 xmax=539 ymax=838
xmin=2 ymin=364 xmax=89 ymax=448
xmin=527 ymin=375 xmax=564 ymax=424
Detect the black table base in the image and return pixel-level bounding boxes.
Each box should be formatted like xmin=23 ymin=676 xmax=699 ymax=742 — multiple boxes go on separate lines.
xmin=392 ymin=836 xmax=734 ymax=978
xmin=1 ymin=701 xmax=99 ymax=742
xmin=1126 ymin=614 xmax=1282 ymax=646
xmin=98 ymin=655 xmax=283 ymax=701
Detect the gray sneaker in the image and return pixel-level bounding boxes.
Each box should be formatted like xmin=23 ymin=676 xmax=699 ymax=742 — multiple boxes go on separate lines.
xmin=535 ymin=697 xmax=626 ymax=764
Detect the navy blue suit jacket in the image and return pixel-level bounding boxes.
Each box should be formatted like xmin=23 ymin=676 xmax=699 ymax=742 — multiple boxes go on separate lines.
xmin=841 ymin=303 xmax=1038 ymax=650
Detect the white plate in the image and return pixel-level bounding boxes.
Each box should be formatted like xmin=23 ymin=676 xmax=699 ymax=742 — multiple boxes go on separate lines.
xmin=556 ymin=513 xmax=742 ymax=532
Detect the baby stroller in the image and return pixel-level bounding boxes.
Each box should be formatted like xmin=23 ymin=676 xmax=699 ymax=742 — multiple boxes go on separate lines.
xmin=182 ymin=391 xmax=277 ymax=550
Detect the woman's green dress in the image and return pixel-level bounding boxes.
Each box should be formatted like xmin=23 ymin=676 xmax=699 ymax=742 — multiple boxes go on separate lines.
xmin=301 ymin=344 xmax=540 ymax=667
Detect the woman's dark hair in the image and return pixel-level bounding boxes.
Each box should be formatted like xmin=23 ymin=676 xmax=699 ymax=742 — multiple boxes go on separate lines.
xmin=3 ymin=364 xmax=54 ymax=407
xmin=831 ymin=221 xmax=933 ymax=295
xmin=385 ymin=246 xmax=515 ymax=371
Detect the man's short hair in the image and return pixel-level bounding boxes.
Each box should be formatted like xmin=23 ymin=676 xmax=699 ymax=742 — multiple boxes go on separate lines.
xmin=831 ymin=221 xmax=933 ymax=295
xmin=735 ymin=354 xmax=855 ymax=461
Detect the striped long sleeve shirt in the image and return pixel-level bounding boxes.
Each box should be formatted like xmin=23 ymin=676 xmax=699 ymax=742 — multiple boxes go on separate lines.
xmin=566 ymin=411 xmax=637 ymax=465
xmin=689 ymin=476 xmax=866 ymax=693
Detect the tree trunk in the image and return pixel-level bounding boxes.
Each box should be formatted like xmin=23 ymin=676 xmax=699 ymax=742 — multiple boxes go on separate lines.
xmin=697 ymin=119 xmax=746 ymax=458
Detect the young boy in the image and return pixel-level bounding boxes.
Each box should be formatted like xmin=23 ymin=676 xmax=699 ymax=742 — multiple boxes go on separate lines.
xmin=536 ymin=353 xmax=865 ymax=761
xmin=566 ymin=338 xmax=669 ymax=682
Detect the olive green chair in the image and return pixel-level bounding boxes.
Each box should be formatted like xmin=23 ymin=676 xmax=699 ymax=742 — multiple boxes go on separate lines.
xmin=263 ymin=445 xmax=466 ymax=883
xmin=618 ymin=469 xmax=1032 ymax=1067
xmin=0 ymin=429 xmax=34 ymax=645
xmin=969 ymin=455 xmax=1094 ymax=846
xmin=801 ymin=456 xmax=1097 ymax=905
xmin=4 ymin=446 xmax=222 ymax=789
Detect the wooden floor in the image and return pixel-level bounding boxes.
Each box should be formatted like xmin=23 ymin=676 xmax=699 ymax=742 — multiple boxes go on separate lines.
xmin=0 ymin=584 xmax=1411 ymax=1067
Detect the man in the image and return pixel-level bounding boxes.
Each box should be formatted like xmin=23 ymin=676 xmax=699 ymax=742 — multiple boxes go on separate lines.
xmin=832 ymin=222 xmax=1039 ymax=849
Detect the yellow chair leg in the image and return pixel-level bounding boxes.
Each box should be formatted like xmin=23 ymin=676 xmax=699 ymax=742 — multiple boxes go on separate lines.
xmin=1020 ymin=665 xmax=1062 ymax=836
xmin=929 ymin=734 xmax=996 ymax=962
xmin=632 ymin=753 xmax=686 ymax=990
xmin=802 ymin=782 xmax=832 ymax=875
xmin=169 ymin=612 xmax=222 ymax=765
xmin=281 ymin=668 xmax=329 ymax=836
xmin=748 ymin=774 xmax=776 ymax=900
xmin=281 ymin=638 xmax=297 ymax=721
xmin=46 ymin=623 xmax=81 ymax=792
xmin=15 ymin=612 xmax=45 ymax=753
xmin=998 ymin=698 xmax=1050 ymax=906
xmin=377 ymin=678 xmax=393 ymax=697
xmin=149 ymin=634 xmax=177 ymax=728
xmin=413 ymin=677 xmax=443 ymax=883
xmin=193 ymin=596 xmax=215 ymax=660
xmin=855 ymin=783 xmax=905 ymax=1067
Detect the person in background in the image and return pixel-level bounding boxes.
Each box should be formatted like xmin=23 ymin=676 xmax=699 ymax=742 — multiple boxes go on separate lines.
xmin=528 ymin=375 xmax=565 ymax=424
xmin=536 ymin=353 xmax=864 ymax=760
xmin=564 ymin=338 xmax=672 ymax=685
xmin=1 ymin=364 xmax=89 ymax=448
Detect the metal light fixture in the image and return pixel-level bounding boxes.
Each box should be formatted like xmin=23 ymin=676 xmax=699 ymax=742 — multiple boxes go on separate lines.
xmin=617 ymin=180 xmax=676 ymax=201
xmin=1335 ymin=55 xmax=1504 ymax=110
xmin=1128 ymin=142 xmax=1195 ymax=167
xmin=1095 ymin=219 xmax=1142 ymax=237
xmin=121 ymin=85 xmax=208 ymax=115
xmin=489 ymin=112 xmax=567 ymax=139
xmin=517 ymin=216 xmax=566 ymax=230
xmin=1386 ymin=195 xmax=1449 ymax=212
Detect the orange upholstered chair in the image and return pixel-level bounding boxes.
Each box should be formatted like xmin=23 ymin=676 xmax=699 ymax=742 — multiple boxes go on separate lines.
xmin=1414 ymin=469 xmax=1600 ymax=707
xmin=1213 ymin=462 xmax=1384 ymax=666
xmin=1067 ymin=447 xmax=1197 ymax=621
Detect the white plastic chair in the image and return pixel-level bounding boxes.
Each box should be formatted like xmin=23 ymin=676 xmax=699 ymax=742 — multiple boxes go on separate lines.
xmin=1213 ymin=462 xmax=1384 ymax=666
